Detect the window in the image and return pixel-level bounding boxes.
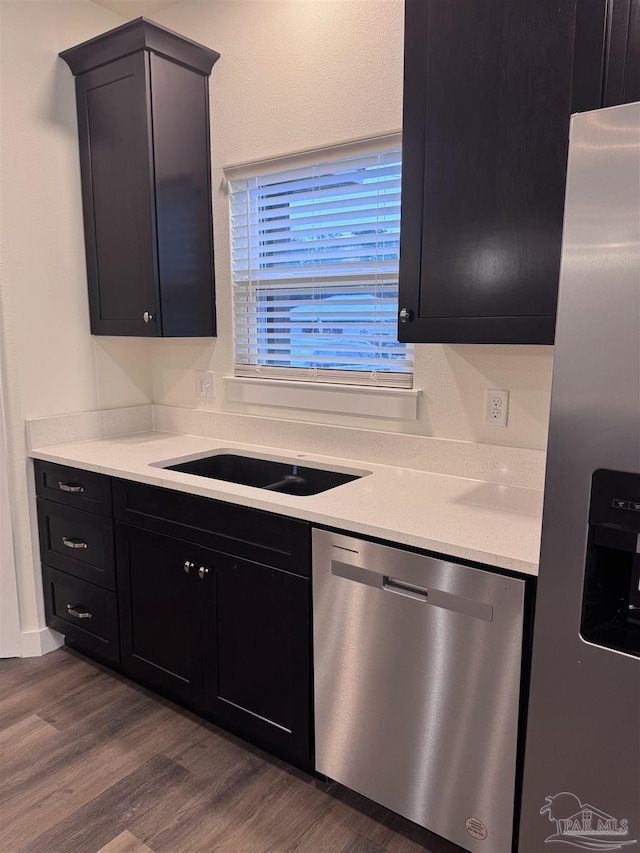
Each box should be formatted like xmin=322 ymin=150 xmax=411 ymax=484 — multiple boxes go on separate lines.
xmin=228 ymin=141 xmax=413 ymax=389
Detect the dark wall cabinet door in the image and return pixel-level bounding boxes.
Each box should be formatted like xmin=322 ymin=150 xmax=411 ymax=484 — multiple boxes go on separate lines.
xmin=203 ymin=552 xmax=311 ymax=764
xmin=398 ymin=0 xmax=639 ymax=345
xmin=74 ymin=52 xmax=159 ymax=336
xmin=116 ymin=523 xmax=204 ymax=707
xmin=60 ymin=18 xmax=219 ymax=337
xmin=604 ymin=0 xmax=640 ymax=106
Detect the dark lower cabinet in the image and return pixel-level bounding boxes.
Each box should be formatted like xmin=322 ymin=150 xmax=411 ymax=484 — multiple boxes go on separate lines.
xmin=203 ymin=552 xmax=311 ymax=763
xmin=43 ymin=565 xmax=119 ymax=665
xmin=115 ymin=522 xmax=311 ymax=765
xmin=116 ymin=524 xmax=204 ymax=708
xmin=36 ymin=461 xmax=314 ymax=769
xmin=398 ymin=0 xmax=640 ymax=344
xmin=37 ymin=498 xmax=116 ymax=590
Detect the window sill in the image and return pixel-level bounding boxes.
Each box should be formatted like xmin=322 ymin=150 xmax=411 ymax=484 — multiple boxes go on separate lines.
xmin=224 ymin=377 xmax=421 ymax=420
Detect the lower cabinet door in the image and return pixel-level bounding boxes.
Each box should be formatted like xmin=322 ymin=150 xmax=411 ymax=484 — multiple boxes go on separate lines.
xmin=116 ymin=523 xmax=204 ymax=707
xmin=202 ymin=552 xmax=311 ymax=764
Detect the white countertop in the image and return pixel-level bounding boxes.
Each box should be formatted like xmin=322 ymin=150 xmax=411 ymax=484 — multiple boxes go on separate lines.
xmin=30 ymin=430 xmax=543 ymax=576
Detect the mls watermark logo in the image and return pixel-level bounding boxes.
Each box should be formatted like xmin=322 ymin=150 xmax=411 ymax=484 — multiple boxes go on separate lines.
xmin=541 ymin=792 xmax=636 ymax=850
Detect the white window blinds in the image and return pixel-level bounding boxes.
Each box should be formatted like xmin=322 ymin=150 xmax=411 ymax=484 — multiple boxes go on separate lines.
xmin=229 ymin=145 xmax=413 ymax=388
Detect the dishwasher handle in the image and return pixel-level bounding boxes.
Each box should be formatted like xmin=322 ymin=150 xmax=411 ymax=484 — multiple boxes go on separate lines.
xmin=331 ymin=558 xmax=493 ymax=622
xmin=331 ymin=559 xmax=428 ymax=600
xmin=383 ymin=576 xmax=428 ymax=602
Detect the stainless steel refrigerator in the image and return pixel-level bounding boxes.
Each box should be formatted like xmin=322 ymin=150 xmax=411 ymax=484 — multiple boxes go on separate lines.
xmin=520 ymin=101 xmax=640 ymax=851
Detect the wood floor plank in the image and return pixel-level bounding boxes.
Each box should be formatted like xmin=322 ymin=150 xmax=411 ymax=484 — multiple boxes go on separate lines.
xmin=0 ymin=687 xmax=156 ymax=798
xmin=19 ymin=754 xmax=191 ymax=853
xmin=96 ymin=829 xmax=155 ymax=853
xmin=0 ymin=655 xmax=100 ymax=732
xmin=128 ymin=741 xmax=281 ymax=851
xmin=0 ymin=713 xmax=59 ymax=751
xmin=0 ymin=698 xmax=210 ymax=851
xmin=36 ymin=668 xmax=136 ymax=731
xmin=340 ymin=834 xmax=389 ymax=853
xmin=1 ymin=649 xmax=458 ymax=853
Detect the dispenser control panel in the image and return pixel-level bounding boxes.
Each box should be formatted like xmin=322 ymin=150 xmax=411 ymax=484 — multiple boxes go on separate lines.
xmin=612 ymin=499 xmax=640 ymax=512
xmin=590 ymin=469 xmax=640 ymax=533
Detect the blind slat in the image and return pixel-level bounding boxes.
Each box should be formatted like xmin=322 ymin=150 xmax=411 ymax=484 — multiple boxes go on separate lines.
xmin=231 ymin=230 xmax=401 ymax=257
xmin=233 ymin=262 xmax=401 ymax=281
xmin=232 ymin=163 xmax=402 ymax=199
xmin=231 ymin=193 xmax=403 ymax=223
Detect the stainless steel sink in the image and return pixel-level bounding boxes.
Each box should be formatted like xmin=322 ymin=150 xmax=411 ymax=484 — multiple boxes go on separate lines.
xmin=153 ymin=452 xmax=369 ymax=496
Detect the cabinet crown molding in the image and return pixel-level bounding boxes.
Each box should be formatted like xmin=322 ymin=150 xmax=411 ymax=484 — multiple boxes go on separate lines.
xmin=59 ymin=16 xmax=220 ymax=77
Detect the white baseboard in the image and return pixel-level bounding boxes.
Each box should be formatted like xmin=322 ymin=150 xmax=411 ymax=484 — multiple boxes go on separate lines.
xmin=20 ymin=627 xmax=64 ymax=658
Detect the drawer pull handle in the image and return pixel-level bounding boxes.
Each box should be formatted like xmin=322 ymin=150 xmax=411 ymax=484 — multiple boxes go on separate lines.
xmin=62 ymin=537 xmax=88 ymax=550
xmin=198 ymin=566 xmax=210 ymax=579
xmin=58 ymin=481 xmax=84 ymax=493
xmin=67 ymin=604 xmax=92 ymax=619
xmin=184 ymin=560 xmax=195 ymax=574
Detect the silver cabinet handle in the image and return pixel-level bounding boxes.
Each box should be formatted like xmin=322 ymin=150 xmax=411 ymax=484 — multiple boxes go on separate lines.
xmin=399 ymin=307 xmax=414 ymax=323
xmin=198 ymin=566 xmax=210 ymax=579
xmin=62 ymin=537 xmax=88 ymax=550
xmin=58 ymin=481 xmax=84 ymax=493
xmin=184 ymin=560 xmax=195 ymax=574
xmin=143 ymin=311 xmax=155 ymax=323
xmin=67 ymin=604 xmax=92 ymax=619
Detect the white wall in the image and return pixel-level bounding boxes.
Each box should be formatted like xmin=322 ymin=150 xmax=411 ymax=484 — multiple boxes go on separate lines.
xmin=151 ymin=0 xmax=553 ymax=451
xmin=0 ymin=371 xmax=20 ymax=658
xmin=0 ymin=0 xmax=152 ymax=647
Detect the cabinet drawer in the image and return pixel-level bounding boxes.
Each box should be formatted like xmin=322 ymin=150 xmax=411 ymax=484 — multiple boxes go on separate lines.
xmin=34 ymin=460 xmax=112 ymax=516
xmin=37 ymin=499 xmax=115 ymax=590
xmin=43 ymin=565 xmax=119 ymax=664
xmin=113 ymin=479 xmax=310 ymax=575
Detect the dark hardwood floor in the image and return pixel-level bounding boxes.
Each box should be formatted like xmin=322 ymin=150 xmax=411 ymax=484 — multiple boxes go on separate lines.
xmin=0 ymin=648 xmax=461 ymax=853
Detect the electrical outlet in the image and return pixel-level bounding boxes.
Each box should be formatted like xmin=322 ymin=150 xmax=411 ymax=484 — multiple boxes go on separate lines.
xmin=484 ymin=389 xmax=509 ymax=426
xmin=195 ymin=370 xmax=215 ymax=399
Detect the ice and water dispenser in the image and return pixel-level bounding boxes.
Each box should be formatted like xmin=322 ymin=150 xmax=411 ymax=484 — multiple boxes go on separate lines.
xmin=582 ymin=469 xmax=640 ymax=656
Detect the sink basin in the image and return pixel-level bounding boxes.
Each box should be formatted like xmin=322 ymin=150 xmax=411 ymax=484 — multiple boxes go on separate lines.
xmin=156 ymin=452 xmax=368 ymax=496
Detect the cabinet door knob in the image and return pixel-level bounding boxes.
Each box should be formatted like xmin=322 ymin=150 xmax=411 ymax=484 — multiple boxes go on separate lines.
xmin=62 ymin=537 xmax=88 ymax=550
xmin=67 ymin=604 xmax=92 ymax=619
xmin=399 ymin=307 xmax=414 ymax=323
xmin=184 ymin=560 xmax=195 ymax=574
xmin=198 ymin=566 xmax=210 ymax=579
xmin=143 ymin=311 xmax=155 ymax=323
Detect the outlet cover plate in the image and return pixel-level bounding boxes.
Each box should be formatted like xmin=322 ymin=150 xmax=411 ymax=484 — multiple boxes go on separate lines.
xmin=485 ymin=389 xmax=509 ymax=426
xmin=195 ymin=371 xmax=215 ymax=399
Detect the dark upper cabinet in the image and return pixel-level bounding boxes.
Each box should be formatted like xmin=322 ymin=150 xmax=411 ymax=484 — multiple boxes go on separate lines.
xmin=60 ymin=18 xmax=219 ymax=337
xmin=604 ymin=0 xmax=640 ymax=106
xmin=398 ymin=0 xmax=639 ymax=345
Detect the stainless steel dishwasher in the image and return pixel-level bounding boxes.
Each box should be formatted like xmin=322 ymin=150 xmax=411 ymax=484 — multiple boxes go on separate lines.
xmin=313 ymin=529 xmax=526 ymax=853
